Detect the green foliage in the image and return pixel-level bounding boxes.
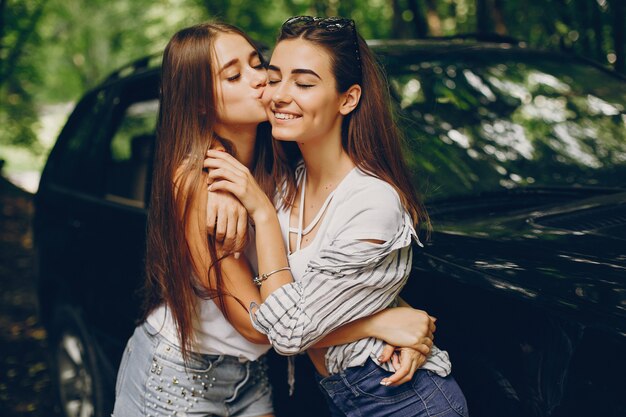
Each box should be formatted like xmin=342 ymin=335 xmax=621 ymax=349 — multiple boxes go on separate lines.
xmin=0 ymin=0 xmax=45 ymax=149
xmin=0 ymin=0 xmax=623 ymax=176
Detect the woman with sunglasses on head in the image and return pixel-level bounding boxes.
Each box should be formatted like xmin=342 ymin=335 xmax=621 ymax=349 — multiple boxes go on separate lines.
xmin=204 ymin=16 xmax=468 ymax=417
xmin=113 ymin=20 xmax=437 ymax=417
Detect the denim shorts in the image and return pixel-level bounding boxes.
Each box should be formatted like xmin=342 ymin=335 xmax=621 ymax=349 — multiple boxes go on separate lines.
xmin=315 ymin=359 xmax=468 ymax=417
xmin=112 ymin=322 xmax=273 ymax=417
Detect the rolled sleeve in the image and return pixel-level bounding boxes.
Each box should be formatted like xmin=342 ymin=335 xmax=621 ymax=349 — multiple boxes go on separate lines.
xmin=251 ymin=217 xmax=416 ymax=355
xmin=250 ymin=283 xmax=311 ymax=355
xmin=251 ymin=173 xmax=419 ymax=356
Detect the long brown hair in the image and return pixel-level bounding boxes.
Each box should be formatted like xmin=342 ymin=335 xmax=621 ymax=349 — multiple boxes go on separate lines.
xmin=142 ymin=22 xmax=274 ymax=359
xmin=272 ymin=18 xmax=430 ymax=230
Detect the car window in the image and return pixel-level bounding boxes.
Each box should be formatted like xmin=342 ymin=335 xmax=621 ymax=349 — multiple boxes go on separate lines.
xmin=387 ymin=51 xmax=626 ymax=201
xmin=104 ymin=98 xmax=158 ymax=208
xmin=47 ymin=89 xmax=112 ymax=194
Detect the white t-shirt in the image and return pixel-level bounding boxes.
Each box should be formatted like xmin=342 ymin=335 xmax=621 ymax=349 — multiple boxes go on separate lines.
xmin=147 ymin=227 xmax=271 ymax=361
xmin=253 ymin=165 xmax=452 ymax=376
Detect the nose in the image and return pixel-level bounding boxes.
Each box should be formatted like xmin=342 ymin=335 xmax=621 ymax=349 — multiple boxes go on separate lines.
xmin=271 ymin=82 xmax=291 ymax=105
xmin=251 ymin=70 xmax=267 ymax=89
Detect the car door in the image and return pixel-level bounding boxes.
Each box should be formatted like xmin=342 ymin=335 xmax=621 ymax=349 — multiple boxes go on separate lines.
xmin=83 ymin=73 xmax=160 ymax=370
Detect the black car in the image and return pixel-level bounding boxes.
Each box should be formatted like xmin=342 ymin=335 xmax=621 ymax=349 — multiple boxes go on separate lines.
xmin=34 ymin=38 xmax=626 ymax=417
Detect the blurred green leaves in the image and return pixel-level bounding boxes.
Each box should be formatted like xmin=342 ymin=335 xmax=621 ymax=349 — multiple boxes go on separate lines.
xmin=0 ymin=0 xmax=623 ymax=175
xmin=1 ymin=0 xmax=45 ymax=149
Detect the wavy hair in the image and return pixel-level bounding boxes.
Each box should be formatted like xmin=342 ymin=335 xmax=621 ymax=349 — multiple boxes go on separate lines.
xmin=143 ymin=22 xmax=274 ymax=359
xmin=272 ymin=17 xmax=430 ymax=230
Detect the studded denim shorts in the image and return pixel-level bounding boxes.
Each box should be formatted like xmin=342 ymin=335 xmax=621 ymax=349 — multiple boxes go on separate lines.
xmin=112 ymin=322 xmax=273 ymax=417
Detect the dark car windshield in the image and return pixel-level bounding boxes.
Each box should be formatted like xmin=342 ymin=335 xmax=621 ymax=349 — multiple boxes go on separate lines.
xmin=384 ymin=47 xmax=626 ymax=202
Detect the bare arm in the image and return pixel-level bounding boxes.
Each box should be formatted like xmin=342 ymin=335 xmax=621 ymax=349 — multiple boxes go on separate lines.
xmin=197 ymin=178 xmax=435 ymax=349
xmin=204 ymin=151 xmax=435 ymax=351
xmin=311 ymin=307 xmax=435 ymax=354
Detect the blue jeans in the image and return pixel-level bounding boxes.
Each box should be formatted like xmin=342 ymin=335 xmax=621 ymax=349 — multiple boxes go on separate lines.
xmin=315 ymin=359 xmax=468 ymax=417
xmin=112 ymin=322 xmax=273 ymax=417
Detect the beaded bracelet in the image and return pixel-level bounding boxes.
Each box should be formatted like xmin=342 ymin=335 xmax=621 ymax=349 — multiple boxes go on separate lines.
xmin=253 ymin=266 xmax=291 ymax=287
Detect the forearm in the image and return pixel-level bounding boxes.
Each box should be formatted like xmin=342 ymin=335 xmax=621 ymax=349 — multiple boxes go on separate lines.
xmin=213 ymin=256 xmax=269 ymax=344
xmin=312 ymin=312 xmax=384 ymax=348
xmin=251 ymin=243 xmax=409 ymax=354
xmin=251 ymin=209 xmax=294 ymax=300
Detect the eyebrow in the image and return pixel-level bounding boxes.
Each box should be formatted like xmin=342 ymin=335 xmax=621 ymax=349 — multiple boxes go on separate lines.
xmin=268 ymin=65 xmax=321 ymax=80
xmin=219 ymin=51 xmax=260 ymax=73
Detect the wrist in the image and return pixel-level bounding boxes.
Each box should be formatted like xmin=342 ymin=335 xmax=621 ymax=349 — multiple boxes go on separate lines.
xmin=367 ymin=310 xmax=386 ymax=339
xmin=251 ymin=202 xmax=276 ymax=225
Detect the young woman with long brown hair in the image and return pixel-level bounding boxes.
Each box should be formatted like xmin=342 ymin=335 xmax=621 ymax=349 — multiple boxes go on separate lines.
xmin=204 ymin=17 xmax=468 ymax=417
xmin=113 ymin=21 xmax=437 ymax=417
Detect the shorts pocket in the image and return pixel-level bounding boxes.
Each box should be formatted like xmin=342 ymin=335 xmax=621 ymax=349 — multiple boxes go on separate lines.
xmin=152 ymin=338 xmax=214 ymax=374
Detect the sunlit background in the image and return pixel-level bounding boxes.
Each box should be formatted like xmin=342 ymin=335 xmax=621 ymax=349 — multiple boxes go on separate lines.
xmin=1 ymin=0 xmax=624 ymax=192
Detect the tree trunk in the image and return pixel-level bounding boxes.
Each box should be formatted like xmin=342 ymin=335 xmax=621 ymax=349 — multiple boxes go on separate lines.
xmin=612 ymin=0 xmax=625 ymax=73
xmin=0 ymin=1 xmax=45 ymax=87
xmin=554 ymin=0 xmax=573 ymax=27
xmin=424 ymin=0 xmax=442 ymax=36
xmin=391 ymin=0 xmax=401 ymax=38
xmin=338 ymin=0 xmax=355 ymax=20
xmin=491 ymin=0 xmax=507 ymax=35
xmin=202 ymin=0 xmax=228 ymax=18
xmin=476 ymin=0 xmax=492 ymax=34
xmin=576 ymin=0 xmax=592 ymax=59
xmin=538 ymin=0 xmax=557 ymax=41
xmin=591 ymin=0 xmax=605 ymax=62
xmin=407 ymin=0 xmax=428 ymax=38
xmin=0 ymin=0 xmax=6 ymax=60
xmin=312 ymin=0 xmax=326 ymax=16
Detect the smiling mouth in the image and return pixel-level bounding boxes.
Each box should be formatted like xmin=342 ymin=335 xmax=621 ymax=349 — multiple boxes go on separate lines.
xmin=273 ymin=112 xmax=302 ymax=120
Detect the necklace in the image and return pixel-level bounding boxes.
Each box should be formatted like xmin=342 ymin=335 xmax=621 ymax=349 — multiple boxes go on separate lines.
xmin=288 ymin=170 xmax=337 ymax=252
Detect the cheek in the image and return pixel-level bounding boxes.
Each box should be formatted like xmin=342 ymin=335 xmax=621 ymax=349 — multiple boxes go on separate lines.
xmin=261 ymin=85 xmax=277 ymax=107
xmin=221 ymin=85 xmax=240 ymax=106
xmin=303 ymin=94 xmax=338 ymax=119
xmin=216 ymin=86 xmax=244 ymax=117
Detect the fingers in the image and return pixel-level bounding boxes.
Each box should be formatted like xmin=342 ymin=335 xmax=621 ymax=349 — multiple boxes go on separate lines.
xmin=385 ymin=349 xmax=425 ymax=387
xmin=206 ymin=194 xmax=218 ymax=237
xmin=381 ymin=350 xmax=414 ymax=386
xmin=208 ymin=180 xmax=243 ymax=199
xmin=409 ymin=352 xmax=424 ymax=378
xmin=378 ymin=344 xmax=395 ymax=364
xmin=215 ymin=205 xmax=228 ymax=243
xmin=392 ymin=352 xmax=401 ymax=371
xmin=206 ymin=189 xmax=250 ymax=256
xmin=221 ymin=207 xmax=237 ymax=253
xmin=414 ymin=341 xmax=432 ymax=357
xmin=205 ymin=150 xmax=250 ymax=175
xmin=206 ymin=167 xmax=248 ymax=199
xmin=206 ymin=166 xmax=244 ymax=185
xmin=234 ymin=208 xmax=248 ymax=253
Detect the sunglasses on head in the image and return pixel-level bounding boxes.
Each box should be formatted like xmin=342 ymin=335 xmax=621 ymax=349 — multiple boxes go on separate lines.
xmin=282 ymin=16 xmax=362 ymax=73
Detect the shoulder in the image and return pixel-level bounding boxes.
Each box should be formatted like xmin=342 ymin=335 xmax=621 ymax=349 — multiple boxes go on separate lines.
xmin=332 ymin=168 xmax=405 ymax=241
xmin=339 ymin=168 xmax=403 ymax=212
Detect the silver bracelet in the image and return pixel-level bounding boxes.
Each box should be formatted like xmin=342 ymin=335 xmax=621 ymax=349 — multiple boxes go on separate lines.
xmin=253 ymin=266 xmax=291 ymax=287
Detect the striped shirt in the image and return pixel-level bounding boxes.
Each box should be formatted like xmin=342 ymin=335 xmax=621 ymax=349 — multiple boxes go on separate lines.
xmin=251 ymin=167 xmax=452 ymax=376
